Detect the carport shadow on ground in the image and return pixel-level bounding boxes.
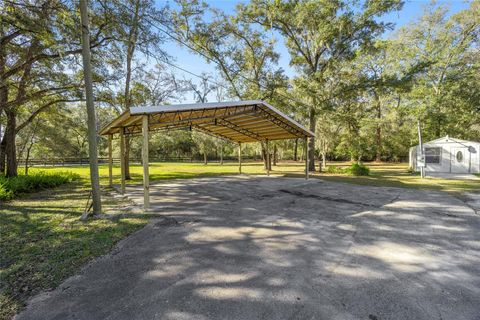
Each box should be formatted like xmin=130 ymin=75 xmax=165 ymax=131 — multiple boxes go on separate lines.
xmin=17 ymin=176 xmax=480 ymax=320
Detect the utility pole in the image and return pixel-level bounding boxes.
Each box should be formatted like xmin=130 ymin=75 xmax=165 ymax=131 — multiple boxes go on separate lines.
xmin=80 ymin=0 xmax=102 ymax=216
xmin=417 ymin=120 xmax=425 ymax=178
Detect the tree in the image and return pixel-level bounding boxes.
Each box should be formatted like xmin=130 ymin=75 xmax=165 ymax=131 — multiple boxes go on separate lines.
xmin=316 ymin=112 xmax=340 ymax=169
xmin=241 ymin=0 xmax=403 ymax=170
xmin=350 ymin=39 xmax=423 ymax=161
xmin=186 ymin=72 xmax=224 ymax=165
xmin=16 ymin=118 xmax=39 ymax=175
xmin=185 ymin=72 xmax=216 ymax=104
xmin=172 ymin=0 xmax=287 ymax=169
xmin=18 ymin=103 xmax=119 ymax=162
xmin=130 ymin=64 xmax=185 ymax=106
xmin=80 ymin=0 xmax=102 ymax=216
xmin=396 ymin=2 xmax=480 ymax=141
xmin=172 ymin=1 xmax=286 ymax=100
xmin=107 ymin=0 xmax=168 ymax=180
xmin=0 ymin=0 xmax=112 ymax=176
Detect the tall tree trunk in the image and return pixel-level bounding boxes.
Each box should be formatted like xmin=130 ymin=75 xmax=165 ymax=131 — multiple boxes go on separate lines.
xmin=321 ymin=151 xmax=326 ymax=170
xmin=0 ymin=134 xmax=6 ymax=175
xmin=308 ymin=107 xmax=316 ymax=171
xmin=375 ymin=97 xmax=382 ymax=162
xmin=25 ymin=121 xmax=39 ymax=176
xmin=0 ymin=29 xmax=8 ymax=175
xmin=25 ymin=140 xmax=34 ymax=175
xmin=321 ymin=139 xmax=327 ymax=170
xmin=220 ymin=147 xmax=223 ymax=165
xmin=273 ymin=144 xmax=277 ymax=166
xmin=123 ymin=0 xmax=141 ymax=180
xmin=80 ymin=0 xmax=102 ymax=215
xmin=5 ymin=110 xmax=17 ymax=177
xmin=293 ymin=138 xmax=298 ymax=161
xmin=3 ymin=37 xmax=38 ymax=177
xmin=203 ymin=149 xmax=207 ymax=165
xmin=375 ymin=125 xmax=381 ymax=162
xmin=261 ymin=142 xmax=268 ymax=169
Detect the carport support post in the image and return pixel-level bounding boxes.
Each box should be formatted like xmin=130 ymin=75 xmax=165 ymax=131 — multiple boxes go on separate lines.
xmin=305 ymin=137 xmax=309 ymax=180
xmin=142 ymin=115 xmax=150 ymax=209
xmin=238 ymin=142 xmax=242 ymax=174
xmin=266 ymin=139 xmax=270 ymax=176
xmin=120 ymin=128 xmax=126 ymax=194
xmin=108 ymin=134 xmax=113 ymax=187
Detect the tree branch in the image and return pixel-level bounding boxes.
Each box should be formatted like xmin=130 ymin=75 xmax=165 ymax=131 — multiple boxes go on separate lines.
xmin=15 ymin=98 xmax=84 ymax=133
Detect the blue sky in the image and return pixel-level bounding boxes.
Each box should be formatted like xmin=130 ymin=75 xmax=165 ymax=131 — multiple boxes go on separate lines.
xmin=156 ymin=0 xmax=471 ymax=103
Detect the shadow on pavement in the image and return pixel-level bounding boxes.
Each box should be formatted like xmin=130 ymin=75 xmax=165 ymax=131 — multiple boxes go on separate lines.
xmin=16 ymin=176 xmax=480 ymax=320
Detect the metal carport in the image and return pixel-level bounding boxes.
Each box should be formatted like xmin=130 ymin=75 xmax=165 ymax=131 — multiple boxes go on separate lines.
xmin=99 ymin=100 xmax=314 ymax=209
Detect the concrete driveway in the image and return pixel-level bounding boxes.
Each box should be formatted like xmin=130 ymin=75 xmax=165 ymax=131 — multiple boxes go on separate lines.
xmin=16 ymin=176 xmax=480 ymax=320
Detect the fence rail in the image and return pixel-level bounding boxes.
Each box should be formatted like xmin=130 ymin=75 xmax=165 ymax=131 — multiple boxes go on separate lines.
xmin=17 ymin=156 xmax=259 ymax=167
xmin=17 ymin=156 xmax=408 ymax=167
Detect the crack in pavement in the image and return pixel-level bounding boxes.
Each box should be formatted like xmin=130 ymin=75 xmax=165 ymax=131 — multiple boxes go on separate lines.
xmin=278 ymin=189 xmax=388 ymax=208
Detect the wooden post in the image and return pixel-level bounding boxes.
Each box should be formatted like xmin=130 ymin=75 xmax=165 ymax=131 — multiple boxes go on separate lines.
xmin=238 ymin=142 xmax=242 ymax=174
xmin=120 ymin=128 xmax=126 ymax=194
xmin=108 ymin=134 xmax=113 ymax=187
xmin=266 ymin=139 xmax=270 ymax=176
xmin=142 ymin=115 xmax=150 ymax=209
xmin=305 ymin=137 xmax=309 ymax=180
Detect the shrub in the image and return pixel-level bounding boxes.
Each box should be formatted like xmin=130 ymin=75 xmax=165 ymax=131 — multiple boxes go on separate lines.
xmin=345 ymin=163 xmax=370 ymax=176
xmin=325 ymin=163 xmax=370 ymax=176
xmin=0 ymin=171 xmax=80 ymax=201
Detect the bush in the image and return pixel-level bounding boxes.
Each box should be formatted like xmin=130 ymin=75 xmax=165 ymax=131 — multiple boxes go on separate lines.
xmin=0 ymin=171 xmax=80 ymax=201
xmin=345 ymin=163 xmax=370 ymax=176
xmin=325 ymin=163 xmax=370 ymax=176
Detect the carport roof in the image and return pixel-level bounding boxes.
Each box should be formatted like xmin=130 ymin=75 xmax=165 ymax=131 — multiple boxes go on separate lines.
xmin=99 ymin=100 xmax=314 ymax=143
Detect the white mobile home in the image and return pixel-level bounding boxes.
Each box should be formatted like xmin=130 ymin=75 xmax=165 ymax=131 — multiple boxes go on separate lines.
xmin=409 ymin=136 xmax=480 ymax=174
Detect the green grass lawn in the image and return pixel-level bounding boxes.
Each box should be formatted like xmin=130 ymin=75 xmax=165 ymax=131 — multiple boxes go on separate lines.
xmin=28 ymin=161 xmax=480 ymax=193
xmin=310 ymin=162 xmax=480 ymax=193
xmin=2 ymin=160 xmax=479 ymax=319
xmin=0 ymin=184 xmax=150 ymax=320
xmin=26 ymin=161 xmax=304 ymax=185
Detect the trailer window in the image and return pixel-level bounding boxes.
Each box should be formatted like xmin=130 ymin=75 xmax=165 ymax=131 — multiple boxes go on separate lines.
xmin=425 ymin=147 xmax=441 ymax=164
xmin=456 ymin=151 xmax=463 ymax=163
